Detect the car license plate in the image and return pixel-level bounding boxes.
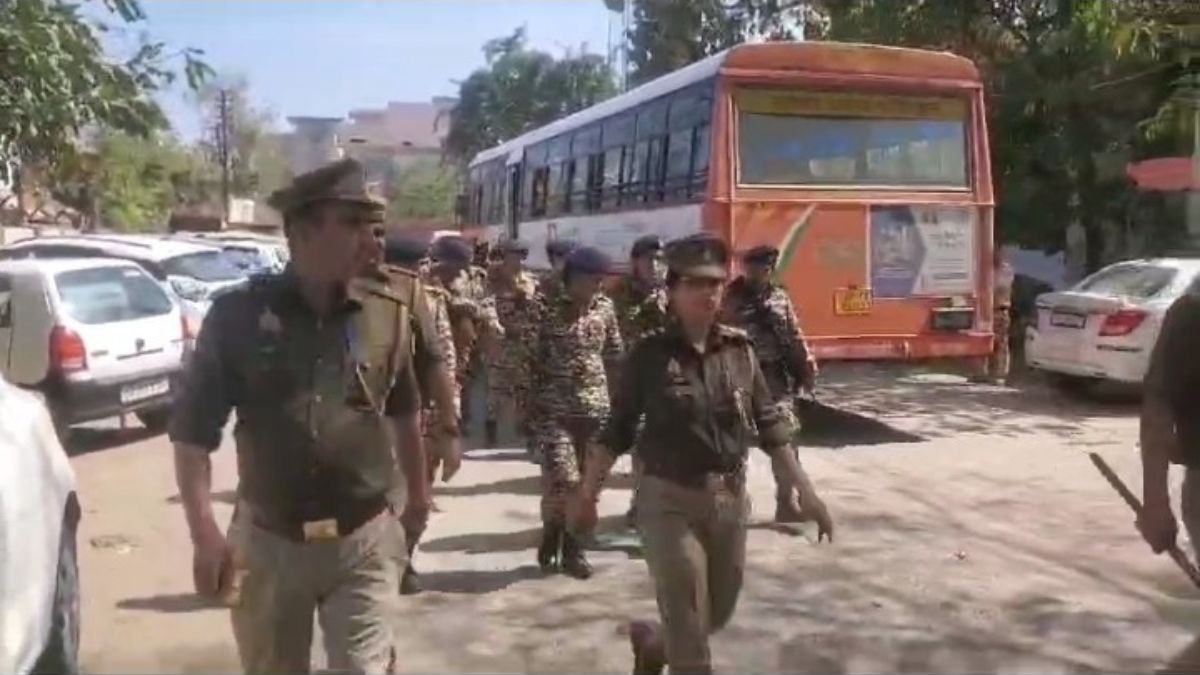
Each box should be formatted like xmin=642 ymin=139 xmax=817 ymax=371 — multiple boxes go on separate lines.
xmin=834 ymin=288 xmax=872 ymax=315
xmin=1049 ymin=311 xmax=1087 ymax=329
xmin=120 ymin=378 xmax=169 ymax=405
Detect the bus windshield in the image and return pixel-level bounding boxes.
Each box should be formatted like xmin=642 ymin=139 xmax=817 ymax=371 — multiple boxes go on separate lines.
xmin=736 ymin=89 xmax=969 ymax=188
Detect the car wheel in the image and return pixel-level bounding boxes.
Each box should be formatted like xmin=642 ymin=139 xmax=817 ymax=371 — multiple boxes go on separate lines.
xmin=136 ymin=407 xmax=171 ymax=433
xmin=32 ymin=518 xmax=80 ymax=675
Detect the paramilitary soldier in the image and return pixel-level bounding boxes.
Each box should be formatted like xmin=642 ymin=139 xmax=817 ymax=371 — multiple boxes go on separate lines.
xmin=1139 ymin=286 xmax=1200 ymax=563
xmin=484 ymin=238 xmax=541 ymax=447
xmin=528 ymin=246 xmax=623 ymax=578
xmin=608 ymin=234 xmax=669 ymax=526
xmin=537 ymin=238 xmax=580 ymax=302
xmin=382 ymin=233 xmax=460 ymax=596
xmin=721 ymin=244 xmax=818 ymax=524
xmin=170 ymin=158 xmax=440 ymax=674
xmin=571 ymin=234 xmax=833 ymax=675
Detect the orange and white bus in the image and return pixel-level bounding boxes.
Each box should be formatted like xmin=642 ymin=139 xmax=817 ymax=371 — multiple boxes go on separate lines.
xmin=462 ymin=41 xmax=995 ymax=362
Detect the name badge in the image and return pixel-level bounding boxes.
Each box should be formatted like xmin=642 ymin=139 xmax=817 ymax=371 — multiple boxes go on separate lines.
xmin=302 ymin=518 xmax=339 ymax=541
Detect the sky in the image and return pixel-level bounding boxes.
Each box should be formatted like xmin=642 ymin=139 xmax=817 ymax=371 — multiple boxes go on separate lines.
xmin=122 ymin=0 xmax=617 ymax=140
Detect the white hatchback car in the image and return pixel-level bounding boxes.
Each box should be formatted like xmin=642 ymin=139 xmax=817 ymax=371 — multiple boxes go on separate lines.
xmin=0 ymin=374 xmax=80 ymax=674
xmin=1024 ymin=257 xmax=1200 ymax=385
xmin=0 ymin=234 xmax=247 ymax=336
xmin=0 ymin=258 xmax=188 ymax=433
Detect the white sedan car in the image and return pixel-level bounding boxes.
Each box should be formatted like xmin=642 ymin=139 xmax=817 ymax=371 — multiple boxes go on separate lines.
xmin=1025 ymin=257 xmax=1200 ymax=385
xmin=0 ymin=376 xmax=80 ymax=674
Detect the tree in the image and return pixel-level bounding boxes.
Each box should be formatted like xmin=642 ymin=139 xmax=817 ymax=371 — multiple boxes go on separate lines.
xmin=193 ymin=75 xmax=292 ymax=204
xmin=444 ymin=28 xmax=617 ymax=163
xmin=75 ymin=131 xmax=204 ymax=232
xmin=0 ymin=0 xmax=211 ymax=227
xmin=625 ymin=0 xmax=811 ymax=86
xmin=386 ymin=158 xmax=460 ymax=222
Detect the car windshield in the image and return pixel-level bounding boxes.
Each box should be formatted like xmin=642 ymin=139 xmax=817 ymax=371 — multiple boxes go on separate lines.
xmin=161 ymin=250 xmax=244 ymax=282
xmin=55 ymin=266 xmax=174 ymax=325
xmin=736 ymin=89 xmax=969 ymax=188
xmin=1075 ymin=263 xmax=1177 ymax=299
xmin=222 ymin=246 xmax=267 ymax=272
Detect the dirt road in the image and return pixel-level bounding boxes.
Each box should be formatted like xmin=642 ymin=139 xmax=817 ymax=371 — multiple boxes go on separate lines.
xmin=71 ymin=366 xmax=1200 ymax=673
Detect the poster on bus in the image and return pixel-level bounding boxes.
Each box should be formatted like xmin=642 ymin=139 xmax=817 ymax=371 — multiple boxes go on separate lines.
xmin=869 ymin=205 xmax=975 ymax=298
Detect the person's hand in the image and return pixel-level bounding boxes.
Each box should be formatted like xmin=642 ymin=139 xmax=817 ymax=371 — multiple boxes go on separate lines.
xmin=401 ymin=493 xmax=431 ymax=542
xmin=801 ymin=494 xmax=834 ymax=543
xmin=192 ymin=520 xmax=231 ymax=597
xmin=568 ymin=489 xmax=599 ymax=536
xmin=441 ymin=436 xmax=463 ymax=482
xmin=1138 ymin=499 xmax=1178 ymax=554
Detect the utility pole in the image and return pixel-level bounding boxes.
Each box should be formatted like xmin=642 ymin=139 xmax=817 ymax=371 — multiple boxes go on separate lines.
xmin=215 ymin=88 xmax=233 ymax=224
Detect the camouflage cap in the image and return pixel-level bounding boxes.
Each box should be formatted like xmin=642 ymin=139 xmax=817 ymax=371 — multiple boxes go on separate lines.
xmin=267 ymin=158 xmax=385 ymax=222
xmin=430 ymin=235 xmax=473 ymax=265
xmin=630 ymin=234 xmax=663 ymax=259
xmin=665 ymin=234 xmax=729 ymax=280
xmin=742 ymin=244 xmax=779 ymax=265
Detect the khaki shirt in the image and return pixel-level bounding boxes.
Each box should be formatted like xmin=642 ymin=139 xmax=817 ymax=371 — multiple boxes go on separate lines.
xmin=1144 ymin=292 xmax=1200 ymax=465
xmin=601 ymin=321 xmax=793 ymax=480
xmin=169 ymin=269 xmax=423 ymax=528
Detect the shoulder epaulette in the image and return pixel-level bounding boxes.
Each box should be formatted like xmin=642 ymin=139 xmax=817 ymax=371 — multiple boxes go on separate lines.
xmin=715 ymin=324 xmax=750 ymax=342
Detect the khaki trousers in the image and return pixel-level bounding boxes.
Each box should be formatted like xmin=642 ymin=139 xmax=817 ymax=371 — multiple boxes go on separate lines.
xmin=227 ymin=506 xmax=406 ymax=674
xmin=638 ymin=474 xmax=750 ymax=673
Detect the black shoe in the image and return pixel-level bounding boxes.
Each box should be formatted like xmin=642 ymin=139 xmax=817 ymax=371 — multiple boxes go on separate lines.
xmin=484 ymin=420 xmax=498 ymax=448
xmin=560 ymin=531 xmax=593 ymax=580
xmin=537 ymin=524 xmax=562 ymax=573
xmin=400 ymin=564 xmax=422 ymax=595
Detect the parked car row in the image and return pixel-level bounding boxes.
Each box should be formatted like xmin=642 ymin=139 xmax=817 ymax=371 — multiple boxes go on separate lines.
xmin=1024 ymin=257 xmax=1200 ymax=388
xmin=0 ymin=231 xmax=285 ymax=436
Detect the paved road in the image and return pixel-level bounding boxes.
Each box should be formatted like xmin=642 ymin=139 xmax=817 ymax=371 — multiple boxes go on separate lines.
xmin=71 ymin=366 xmax=1200 ymax=673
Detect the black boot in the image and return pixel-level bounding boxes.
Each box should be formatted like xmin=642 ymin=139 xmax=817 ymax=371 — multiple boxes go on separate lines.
xmin=537 ymin=524 xmax=562 ymax=573
xmin=485 ymin=420 xmax=498 ymax=448
xmin=560 ymin=531 xmax=593 ymax=580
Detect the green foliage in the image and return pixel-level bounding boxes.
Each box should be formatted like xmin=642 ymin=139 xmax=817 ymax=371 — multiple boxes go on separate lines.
xmin=83 ymin=132 xmax=206 ymax=232
xmin=192 ymin=75 xmax=292 ymax=201
xmin=625 ymin=0 xmax=810 ymax=86
xmin=386 ymin=158 xmax=460 ymax=222
xmin=0 ymin=0 xmax=212 ymax=173
xmin=444 ymin=28 xmax=618 ymax=163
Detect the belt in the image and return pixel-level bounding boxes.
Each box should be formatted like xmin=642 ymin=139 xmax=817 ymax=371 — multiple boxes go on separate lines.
xmin=644 ymin=463 xmax=745 ymax=492
xmin=251 ymin=496 xmax=390 ymax=543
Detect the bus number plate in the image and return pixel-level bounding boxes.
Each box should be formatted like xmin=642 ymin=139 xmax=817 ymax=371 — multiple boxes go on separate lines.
xmin=834 ymin=288 xmax=872 ymax=315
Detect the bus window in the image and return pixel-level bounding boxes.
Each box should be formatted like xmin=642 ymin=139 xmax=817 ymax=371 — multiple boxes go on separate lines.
xmin=736 ymin=89 xmax=969 ymax=188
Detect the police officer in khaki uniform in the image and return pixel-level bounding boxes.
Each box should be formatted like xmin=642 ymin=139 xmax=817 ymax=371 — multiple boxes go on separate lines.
xmin=570 ymin=234 xmax=834 ymax=675
xmin=1139 ymin=287 xmax=1200 ymax=561
xmin=170 ymin=158 xmax=441 ymax=674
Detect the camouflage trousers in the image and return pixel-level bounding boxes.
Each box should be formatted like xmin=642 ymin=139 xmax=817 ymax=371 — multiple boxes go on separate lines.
xmin=762 ymin=367 xmax=801 ymax=501
xmin=485 ymin=365 xmax=528 ymax=425
xmin=538 ymin=415 xmax=602 ymax=525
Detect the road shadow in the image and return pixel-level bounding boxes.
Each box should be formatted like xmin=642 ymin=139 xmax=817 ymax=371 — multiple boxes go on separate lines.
xmin=796 ymin=399 xmax=925 ymax=448
xmin=63 ymin=425 xmax=161 ymax=457
xmin=434 ymin=474 xmax=542 ymax=498
xmin=418 ymin=564 xmax=544 ymax=595
xmin=421 ymin=525 xmax=542 ymax=554
xmin=167 ymin=489 xmax=236 ymax=505
xmin=117 ymin=592 xmax=224 ymax=614
xmin=814 ymin=362 xmax=1140 ymax=441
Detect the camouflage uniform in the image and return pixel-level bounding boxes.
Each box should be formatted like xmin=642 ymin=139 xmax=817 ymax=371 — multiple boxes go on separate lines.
xmin=485 ymin=267 xmax=541 ymax=430
xmin=722 ymin=273 xmax=813 ymax=514
xmin=609 ymin=275 xmax=669 ymax=348
xmin=420 ymin=284 xmax=459 ymax=448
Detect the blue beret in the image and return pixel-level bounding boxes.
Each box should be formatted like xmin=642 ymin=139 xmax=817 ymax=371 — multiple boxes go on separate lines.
xmin=383 ymin=234 xmax=428 ymax=266
xmin=546 ymin=239 xmax=579 ymax=258
xmin=743 ymin=245 xmax=779 ymax=265
xmin=564 ymin=246 xmax=613 ymax=276
xmin=499 ymin=238 xmax=529 ymax=255
xmin=630 ymin=235 xmax=663 ymax=259
xmin=430 ymin=236 xmax=473 ymax=265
